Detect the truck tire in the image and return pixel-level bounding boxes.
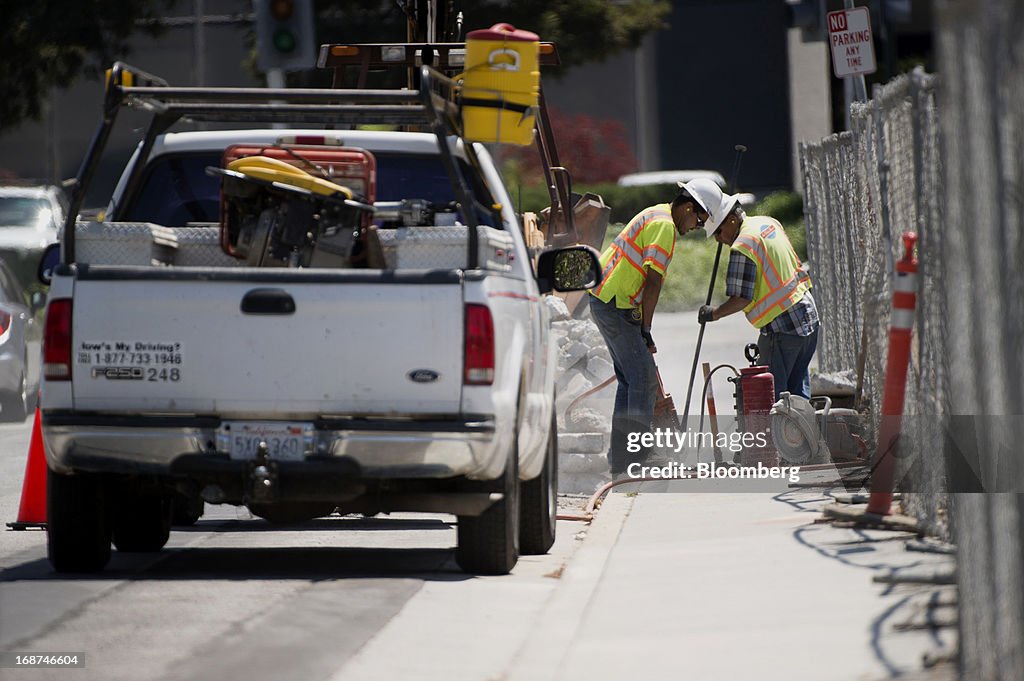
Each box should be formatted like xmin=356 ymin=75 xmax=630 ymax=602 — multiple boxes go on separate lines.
xmin=456 ymin=437 xmax=520 ymax=575
xmin=171 ymin=492 xmax=204 ymax=526
xmin=47 ymin=470 xmax=112 ymax=573
xmin=112 ymin=493 xmax=172 ymax=552
xmin=519 ymin=412 xmax=558 ymax=555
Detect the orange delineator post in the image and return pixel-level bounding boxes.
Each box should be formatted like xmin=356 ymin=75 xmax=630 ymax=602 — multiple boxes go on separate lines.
xmin=866 ymin=232 xmax=919 ymax=516
xmin=7 ymin=408 xmax=47 ymax=530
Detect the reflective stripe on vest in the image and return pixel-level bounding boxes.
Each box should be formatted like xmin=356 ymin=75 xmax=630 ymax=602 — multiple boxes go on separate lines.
xmin=592 ymin=205 xmax=673 ymax=306
xmin=731 ymin=218 xmax=812 ymax=328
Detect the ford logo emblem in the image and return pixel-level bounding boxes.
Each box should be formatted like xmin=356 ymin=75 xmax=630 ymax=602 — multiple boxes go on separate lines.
xmin=408 ymin=369 xmax=440 ymax=383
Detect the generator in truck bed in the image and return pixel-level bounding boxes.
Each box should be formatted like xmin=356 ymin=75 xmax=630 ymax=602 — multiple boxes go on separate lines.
xmin=39 ymin=59 xmax=600 ymax=576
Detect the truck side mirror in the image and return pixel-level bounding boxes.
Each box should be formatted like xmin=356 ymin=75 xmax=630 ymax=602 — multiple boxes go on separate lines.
xmin=536 ymin=245 xmax=601 ymax=294
xmin=38 ymin=243 xmax=60 ymax=286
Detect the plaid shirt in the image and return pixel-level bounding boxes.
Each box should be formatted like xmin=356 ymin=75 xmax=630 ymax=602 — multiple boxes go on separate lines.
xmin=725 ymin=251 xmax=819 ymax=336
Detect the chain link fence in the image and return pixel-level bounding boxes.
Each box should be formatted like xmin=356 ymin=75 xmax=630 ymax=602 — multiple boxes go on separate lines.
xmin=800 ymin=68 xmax=947 ymax=538
xmin=801 ymin=1 xmax=1024 ymax=676
xmin=936 ymin=1 xmax=1024 ymax=678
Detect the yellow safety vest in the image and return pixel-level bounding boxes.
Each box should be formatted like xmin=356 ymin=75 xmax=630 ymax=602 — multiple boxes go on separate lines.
xmin=590 ymin=204 xmax=675 ymax=310
xmin=731 ymin=216 xmax=812 ymax=329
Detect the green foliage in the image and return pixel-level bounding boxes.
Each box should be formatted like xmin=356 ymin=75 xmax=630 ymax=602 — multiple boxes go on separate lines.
xmin=318 ymin=0 xmax=664 ymax=66
xmin=455 ymin=1 xmax=671 ymax=70
xmin=654 ymin=234 xmax=728 ymax=313
xmin=1 ymin=0 xmax=670 ymax=130
xmin=0 ymin=0 xmax=177 ymax=131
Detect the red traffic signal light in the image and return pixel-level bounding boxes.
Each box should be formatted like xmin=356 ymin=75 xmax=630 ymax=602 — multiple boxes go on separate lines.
xmin=270 ymin=0 xmax=294 ymax=22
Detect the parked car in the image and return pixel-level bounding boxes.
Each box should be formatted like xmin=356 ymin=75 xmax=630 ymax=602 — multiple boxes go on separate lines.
xmin=0 ymin=184 xmax=66 ymax=289
xmin=0 ymin=258 xmax=42 ymax=421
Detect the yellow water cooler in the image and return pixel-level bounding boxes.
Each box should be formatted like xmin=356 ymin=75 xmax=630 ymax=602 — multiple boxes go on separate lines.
xmin=461 ymin=23 xmax=540 ymax=146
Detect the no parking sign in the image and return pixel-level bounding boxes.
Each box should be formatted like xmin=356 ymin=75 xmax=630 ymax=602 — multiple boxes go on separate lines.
xmin=827 ymin=7 xmax=877 ymax=78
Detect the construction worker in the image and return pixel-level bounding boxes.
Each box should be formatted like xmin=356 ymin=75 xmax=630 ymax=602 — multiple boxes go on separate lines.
xmin=698 ymin=194 xmax=819 ymax=400
xmin=589 ymin=179 xmax=723 ymax=475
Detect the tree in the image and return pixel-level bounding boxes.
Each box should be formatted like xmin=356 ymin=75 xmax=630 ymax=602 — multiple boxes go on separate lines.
xmin=457 ymin=0 xmax=670 ymax=70
xmin=0 ymin=0 xmax=669 ymax=130
xmin=0 ymin=0 xmax=177 ymax=131
xmin=314 ymin=0 xmax=670 ymax=71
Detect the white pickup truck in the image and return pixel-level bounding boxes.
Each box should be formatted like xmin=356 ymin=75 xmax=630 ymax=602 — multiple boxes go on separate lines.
xmin=39 ymin=62 xmax=598 ymax=575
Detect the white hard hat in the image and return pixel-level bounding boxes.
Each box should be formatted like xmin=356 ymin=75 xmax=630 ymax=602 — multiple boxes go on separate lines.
xmin=676 ymin=178 xmax=723 ymax=236
xmin=706 ymin=193 xmax=742 ymax=238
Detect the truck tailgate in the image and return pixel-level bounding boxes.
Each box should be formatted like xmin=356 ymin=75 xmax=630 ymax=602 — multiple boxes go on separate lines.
xmin=69 ymin=272 xmax=464 ymax=416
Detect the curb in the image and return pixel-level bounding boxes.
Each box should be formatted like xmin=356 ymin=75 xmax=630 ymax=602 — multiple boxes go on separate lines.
xmin=506 ymin=491 xmax=634 ymax=681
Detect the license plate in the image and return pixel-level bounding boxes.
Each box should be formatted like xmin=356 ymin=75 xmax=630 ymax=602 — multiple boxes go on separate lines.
xmin=220 ymin=421 xmax=312 ymax=461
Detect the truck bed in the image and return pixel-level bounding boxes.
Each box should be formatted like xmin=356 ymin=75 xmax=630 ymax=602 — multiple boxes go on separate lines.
xmin=64 ymin=222 xmax=514 ymax=417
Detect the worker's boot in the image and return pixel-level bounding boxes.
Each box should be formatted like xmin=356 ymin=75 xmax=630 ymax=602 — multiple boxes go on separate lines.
xmin=607 ymin=415 xmax=632 ymax=475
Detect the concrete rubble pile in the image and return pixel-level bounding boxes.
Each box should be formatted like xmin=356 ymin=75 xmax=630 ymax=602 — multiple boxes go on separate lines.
xmin=810 ymin=369 xmax=857 ymax=398
xmin=545 ymin=296 xmax=615 ymax=494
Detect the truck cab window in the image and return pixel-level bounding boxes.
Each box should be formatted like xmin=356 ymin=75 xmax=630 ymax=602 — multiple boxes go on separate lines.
xmin=122 ymin=149 xmax=496 ymax=228
xmin=122 ymin=152 xmax=222 ymax=225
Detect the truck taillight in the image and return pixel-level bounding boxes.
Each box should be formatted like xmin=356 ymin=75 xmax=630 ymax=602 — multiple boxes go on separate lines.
xmin=464 ymin=304 xmax=494 ymax=385
xmin=0 ymin=310 xmax=10 ymax=335
xmin=43 ymin=299 xmax=72 ymax=381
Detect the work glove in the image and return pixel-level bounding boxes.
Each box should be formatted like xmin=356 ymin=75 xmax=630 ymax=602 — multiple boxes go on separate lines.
xmin=640 ymin=326 xmax=656 ymax=350
xmin=698 ymin=305 xmax=716 ymax=324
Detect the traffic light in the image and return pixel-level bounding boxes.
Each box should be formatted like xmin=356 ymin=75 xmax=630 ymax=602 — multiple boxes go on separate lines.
xmin=255 ymin=0 xmax=316 ymax=72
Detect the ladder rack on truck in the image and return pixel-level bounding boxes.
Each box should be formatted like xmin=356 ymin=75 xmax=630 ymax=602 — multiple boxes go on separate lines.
xmin=64 ymin=61 xmax=506 ymax=269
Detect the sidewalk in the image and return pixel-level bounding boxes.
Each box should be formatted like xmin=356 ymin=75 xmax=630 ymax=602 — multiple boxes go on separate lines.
xmin=510 ymin=488 xmax=957 ymax=681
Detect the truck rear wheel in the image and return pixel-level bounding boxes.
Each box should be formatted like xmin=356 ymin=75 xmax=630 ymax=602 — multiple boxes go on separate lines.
xmin=47 ymin=470 xmax=112 ymax=573
xmin=171 ymin=492 xmax=204 ymax=526
xmin=519 ymin=412 xmax=558 ymax=555
xmin=456 ymin=438 xmax=520 ymax=575
xmin=112 ymin=493 xmax=172 ymax=552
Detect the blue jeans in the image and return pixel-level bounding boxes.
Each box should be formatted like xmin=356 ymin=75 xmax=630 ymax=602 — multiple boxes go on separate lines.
xmin=588 ymin=296 xmax=657 ymax=473
xmin=757 ymin=326 xmax=819 ymax=400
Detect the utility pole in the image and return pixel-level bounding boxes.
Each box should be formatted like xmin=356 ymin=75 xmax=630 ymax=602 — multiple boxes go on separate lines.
xmin=405 ymin=0 xmax=453 ymax=89
xmin=193 ymin=0 xmax=206 ymax=86
xmin=842 ymin=0 xmax=869 ymax=130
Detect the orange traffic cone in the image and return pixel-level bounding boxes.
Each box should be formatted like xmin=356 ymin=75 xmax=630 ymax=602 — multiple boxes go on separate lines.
xmin=7 ymin=408 xmax=47 ymax=530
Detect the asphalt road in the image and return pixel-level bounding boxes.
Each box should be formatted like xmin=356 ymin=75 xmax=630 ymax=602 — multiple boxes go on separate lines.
xmin=1 ymin=472 xmax=586 ymax=681
xmin=0 ymin=310 xmax=770 ymax=681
